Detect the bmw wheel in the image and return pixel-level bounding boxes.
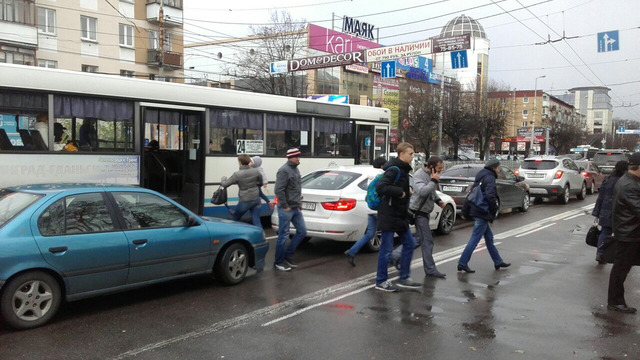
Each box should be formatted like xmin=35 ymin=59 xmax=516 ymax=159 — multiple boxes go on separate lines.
xmin=365 ymin=231 xmax=382 ymax=252
xmin=519 ymin=193 xmax=530 ymax=212
xmin=0 ymin=271 xmax=61 ymax=330
xmin=436 ymin=204 xmax=455 ymax=235
xmin=577 ymin=182 xmax=587 ymax=200
xmin=215 ymin=243 xmax=248 ymax=285
xmin=559 ymin=184 xmax=570 ymax=204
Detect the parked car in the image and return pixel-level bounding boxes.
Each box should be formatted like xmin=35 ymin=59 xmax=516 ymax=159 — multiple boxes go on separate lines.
xmin=0 ymin=184 xmax=269 ymax=329
xmin=438 ymin=164 xmax=530 ymax=213
xmin=441 ymin=154 xmax=473 ymax=161
xmin=574 ymin=160 xmax=605 ymax=194
xmin=516 ymin=156 xmax=587 ymax=204
xmin=592 ymin=149 xmax=630 ymax=174
xmin=271 ymin=165 xmax=456 ymax=252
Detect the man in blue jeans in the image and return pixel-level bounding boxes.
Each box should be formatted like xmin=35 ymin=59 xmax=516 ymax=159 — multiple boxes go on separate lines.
xmin=274 ymin=148 xmax=307 ymax=271
xmin=458 ymin=159 xmax=510 ymax=273
xmin=374 ymin=142 xmax=420 ymax=291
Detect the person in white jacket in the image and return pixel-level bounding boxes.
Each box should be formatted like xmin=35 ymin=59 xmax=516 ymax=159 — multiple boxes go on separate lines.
xmin=344 ymin=157 xmax=387 ymax=266
xmin=251 ymin=156 xmax=272 ymax=209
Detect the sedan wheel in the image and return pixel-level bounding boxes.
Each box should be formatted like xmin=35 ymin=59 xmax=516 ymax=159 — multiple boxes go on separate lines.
xmin=587 ymin=181 xmax=595 ymax=195
xmin=577 ymin=182 xmax=587 ymax=200
xmin=365 ymin=231 xmax=382 ymax=252
xmin=436 ymin=204 xmax=455 ymax=235
xmin=0 ymin=271 xmax=61 ymax=330
xmin=519 ymin=193 xmax=530 ymax=212
xmin=215 ymin=243 xmax=248 ymax=285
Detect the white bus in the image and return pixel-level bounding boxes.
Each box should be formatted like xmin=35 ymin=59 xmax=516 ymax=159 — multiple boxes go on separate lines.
xmin=0 ymin=64 xmax=391 ymax=218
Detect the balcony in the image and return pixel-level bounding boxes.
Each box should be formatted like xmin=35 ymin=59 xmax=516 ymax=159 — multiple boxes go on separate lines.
xmin=147 ymin=49 xmax=182 ymax=69
xmin=146 ymin=0 xmax=183 ymax=27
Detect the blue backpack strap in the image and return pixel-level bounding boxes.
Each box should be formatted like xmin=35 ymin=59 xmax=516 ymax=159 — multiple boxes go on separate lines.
xmin=387 ymin=165 xmax=402 ymax=184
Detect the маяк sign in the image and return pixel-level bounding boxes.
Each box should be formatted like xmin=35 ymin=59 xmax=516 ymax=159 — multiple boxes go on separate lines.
xmin=342 ymin=16 xmax=375 ymax=41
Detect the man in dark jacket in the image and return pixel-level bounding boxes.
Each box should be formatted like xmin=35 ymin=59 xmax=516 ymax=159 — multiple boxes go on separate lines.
xmin=458 ymin=159 xmax=510 ymax=273
xmin=592 ymin=161 xmax=628 ymax=263
xmin=274 ymin=148 xmax=307 ymax=272
xmin=607 ymin=153 xmax=640 ymax=313
xmin=374 ymin=142 xmax=419 ymax=291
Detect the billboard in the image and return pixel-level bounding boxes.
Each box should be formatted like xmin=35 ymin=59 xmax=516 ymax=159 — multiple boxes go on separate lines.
xmin=304 ymin=95 xmax=349 ymax=104
xmin=308 ymin=24 xmax=380 ymax=54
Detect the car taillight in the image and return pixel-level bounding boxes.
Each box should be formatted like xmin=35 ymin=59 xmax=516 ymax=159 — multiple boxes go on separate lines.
xmin=514 ymin=169 xmax=519 ymax=176
xmin=274 ymin=197 xmax=278 ymax=205
xmin=554 ymin=170 xmax=564 ymax=179
xmin=321 ymin=198 xmax=356 ymax=211
xmin=581 ymin=171 xmax=588 ymax=178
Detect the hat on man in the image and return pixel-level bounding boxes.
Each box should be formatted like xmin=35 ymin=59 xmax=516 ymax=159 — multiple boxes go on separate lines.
xmin=629 ymin=152 xmax=640 ymax=165
xmin=286 ymin=147 xmax=301 ymax=158
xmin=485 ymin=159 xmax=500 ymax=169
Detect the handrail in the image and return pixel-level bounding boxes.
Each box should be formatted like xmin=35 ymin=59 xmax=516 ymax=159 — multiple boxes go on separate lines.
xmin=148 ymin=151 xmax=167 ymax=194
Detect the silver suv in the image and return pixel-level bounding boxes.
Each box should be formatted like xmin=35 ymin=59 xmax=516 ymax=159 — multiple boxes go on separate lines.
xmin=517 ymin=156 xmax=587 ymax=204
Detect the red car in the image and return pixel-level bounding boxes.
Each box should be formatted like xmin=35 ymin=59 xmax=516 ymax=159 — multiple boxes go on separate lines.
xmin=575 ymin=160 xmax=605 ymax=194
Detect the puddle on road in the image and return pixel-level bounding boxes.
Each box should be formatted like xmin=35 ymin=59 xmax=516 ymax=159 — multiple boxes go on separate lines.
xmin=357 ymin=306 xmax=434 ymax=326
xmin=518 ymin=265 xmax=544 ymax=275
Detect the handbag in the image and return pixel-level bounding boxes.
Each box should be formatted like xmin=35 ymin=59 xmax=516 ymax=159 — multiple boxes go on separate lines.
xmin=408 ymin=193 xmax=429 ymax=225
xmin=466 ymin=180 xmax=489 ymax=211
xmin=210 ymin=186 xmax=228 ymax=205
xmin=585 ymin=224 xmax=600 ymax=247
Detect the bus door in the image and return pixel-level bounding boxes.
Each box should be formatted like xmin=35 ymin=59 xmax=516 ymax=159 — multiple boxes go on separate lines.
xmin=141 ymin=106 xmax=205 ymax=214
xmin=356 ymin=124 xmax=375 ymax=165
xmin=374 ymin=126 xmax=388 ymax=160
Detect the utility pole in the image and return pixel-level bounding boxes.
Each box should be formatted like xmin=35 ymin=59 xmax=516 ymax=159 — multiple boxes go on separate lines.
xmin=437 ymin=54 xmax=445 ymax=157
xmin=158 ymin=2 xmax=165 ymax=81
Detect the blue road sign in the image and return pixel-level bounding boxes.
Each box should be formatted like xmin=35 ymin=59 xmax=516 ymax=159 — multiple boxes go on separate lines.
xmin=450 ymin=50 xmax=468 ymax=69
xmin=365 ymin=137 xmax=371 ymax=146
xmin=598 ymin=30 xmax=619 ymax=52
xmin=619 ymin=126 xmax=626 ymax=133
xmin=381 ymin=60 xmax=396 ymax=78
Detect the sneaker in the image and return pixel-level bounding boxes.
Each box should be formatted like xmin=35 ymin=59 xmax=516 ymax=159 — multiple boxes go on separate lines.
xmin=284 ymin=258 xmax=298 ymax=268
xmin=396 ymin=277 xmax=421 ymax=289
xmin=274 ymin=262 xmax=292 ymax=272
xmin=375 ymin=281 xmax=398 ymax=292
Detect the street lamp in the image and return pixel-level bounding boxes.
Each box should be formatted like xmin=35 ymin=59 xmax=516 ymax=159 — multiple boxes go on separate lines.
xmin=531 ymin=75 xmax=546 ymax=156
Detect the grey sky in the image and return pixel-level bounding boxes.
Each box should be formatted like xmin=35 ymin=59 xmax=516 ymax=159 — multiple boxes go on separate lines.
xmin=183 ymin=0 xmax=640 ymax=121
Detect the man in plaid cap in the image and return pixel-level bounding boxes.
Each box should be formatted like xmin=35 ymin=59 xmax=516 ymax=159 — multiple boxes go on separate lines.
xmin=273 ymin=148 xmax=307 ymax=271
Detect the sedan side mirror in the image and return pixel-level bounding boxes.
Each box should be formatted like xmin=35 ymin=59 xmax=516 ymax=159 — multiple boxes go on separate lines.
xmin=187 ymin=215 xmax=201 ymax=227
xmin=579 ymin=167 xmax=585 ymax=171
xmin=516 ymin=175 xmax=525 ymax=182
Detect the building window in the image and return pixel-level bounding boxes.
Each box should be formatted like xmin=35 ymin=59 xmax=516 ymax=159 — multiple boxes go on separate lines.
xmin=120 ymin=70 xmax=133 ymax=77
xmin=82 ymin=65 xmax=98 ymax=73
xmin=1 ymin=0 xmax=36 ymax=25
xmin=0 ymin=48 xmax=35 ymax=65
xmin=119 ymin=23 xmax=133 ymax=47
xmin=523 ymin=97 xmax=529 ymax=104
xmin=501 ymin=98 xmax=506 ymax=104
xmin=594 ymin=111 xmax=603 ymax=119
xmin=38 ymin=59 xmax=57 ymax=68
xmin=80 ymin=16 xmax=97 ymax=41
xmin=522 ymin=121 xmax=527 ymax=127
xmin=37 ymin=7 xmax=55 ymax=35
xmin=148 ymin=29 xmax=172 ymax=51
xmin=522 ymin=109 xmax=528 ymax=117
xmin=500 ymin=110 xmax=506 ymax=117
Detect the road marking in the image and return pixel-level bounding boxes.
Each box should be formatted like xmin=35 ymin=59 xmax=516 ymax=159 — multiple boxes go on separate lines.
xmin=514 ymin=223 xmax=556 ymax=238
xmin=563 ymin=213 xmax=585 ymax=220
xmin=111 ymin=242 xmax=497 ymax=359
xmin=495 ymin=204 xmax=594 ymax=239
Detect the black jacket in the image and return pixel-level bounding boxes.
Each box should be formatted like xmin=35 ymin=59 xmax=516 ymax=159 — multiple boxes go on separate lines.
xmin=591 ymin=174 xmax=622 ymax=228
xmin=274 ymin=160 xmax=302 ymax=209
xmin=612 ymin=172 xmax=640 ymax=242
xmin=461 ymin=167 xmax=499 ymax=222
xmin=376 ymin=157 xmax=413 ymax=232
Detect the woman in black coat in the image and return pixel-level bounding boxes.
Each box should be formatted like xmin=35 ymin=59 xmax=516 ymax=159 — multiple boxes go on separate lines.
xmin=592 ymin=160 xmax=628 ymax=263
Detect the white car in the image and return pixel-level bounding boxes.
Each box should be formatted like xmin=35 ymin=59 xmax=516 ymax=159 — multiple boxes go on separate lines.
xmin=271 ymin=165 xmax=456 ymax=251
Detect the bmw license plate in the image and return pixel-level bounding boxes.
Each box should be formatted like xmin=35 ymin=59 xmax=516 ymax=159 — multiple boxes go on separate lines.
xmin=301 ymin=201 xmax=316 ymax=211
xmin=442 ymin=185 xmax=464 ymax=192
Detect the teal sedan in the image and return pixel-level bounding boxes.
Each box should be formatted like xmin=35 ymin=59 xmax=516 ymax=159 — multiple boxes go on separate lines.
xmin=0 ymin=184 xmax=268 ymax=330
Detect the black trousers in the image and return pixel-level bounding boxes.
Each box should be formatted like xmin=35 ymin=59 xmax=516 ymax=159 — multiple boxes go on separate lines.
xmin=608 ymin=241 xmax=640 ymax=306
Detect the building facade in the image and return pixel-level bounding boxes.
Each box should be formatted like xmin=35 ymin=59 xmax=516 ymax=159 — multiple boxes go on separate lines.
xmin=1 ymin=0 xmax=184 ymax=80
xmin=557 ymin=86 xmax=612 ymax=134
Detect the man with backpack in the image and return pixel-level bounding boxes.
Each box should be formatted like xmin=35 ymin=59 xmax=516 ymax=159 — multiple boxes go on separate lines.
xmin=374 ymin=142 xmax=420 ymax=291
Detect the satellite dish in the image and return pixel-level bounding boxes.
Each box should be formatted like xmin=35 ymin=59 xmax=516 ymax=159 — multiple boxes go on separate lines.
xmin=217 ymin=52 xmax=222 ymax=59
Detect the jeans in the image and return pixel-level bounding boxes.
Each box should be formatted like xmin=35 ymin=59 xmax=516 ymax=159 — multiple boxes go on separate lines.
xmin=346 ymin=214 xmax=377 ymax=257
xmin=258 ymin=187 xmax=270 ymax=204
xmin=232 ymin=199 xmax=261 ymax=228
xmin=275 ymin=207 xmax=307 ymax=265
xmin=413 ymin=215 xmax=438 ymax=274
xmin=458 ymin=217 xmax=503 ymax=267
xmin=376 ymin=229 xmax=414 ymax=285
xmin=597 ymin=226 xmax=612 ymax=257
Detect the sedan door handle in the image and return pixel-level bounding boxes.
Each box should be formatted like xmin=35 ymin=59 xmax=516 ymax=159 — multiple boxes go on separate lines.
xmin=132 ymin=239 xmax=148 ymax=245
xmin=49 ymin=246 xmax=67 ymax=254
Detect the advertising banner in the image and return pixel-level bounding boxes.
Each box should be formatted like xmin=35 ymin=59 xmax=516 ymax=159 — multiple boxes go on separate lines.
xmin=373 ymin=74 xmax=399 ymax=128
xmin=288 ymin=51 xmax=364 ymax=71
xmin=366 ymin=40 xmax=432 ymax=62
xmin=308 ymin=24 xmax=380 ymax=54
xmin=501 ymin=142 xmax=510 ymax=151
xmin=432 ymin=34 xmax=471 ymax=53
xmin=344 ymin=63 xmax=369 ymax=74
xmin=517 ymin=142 xmax=526 ymax=151
xmin=395 ymin=56 xmax=431 ymax=72
xmin=304 ymin=95 xmax=349 ymax=104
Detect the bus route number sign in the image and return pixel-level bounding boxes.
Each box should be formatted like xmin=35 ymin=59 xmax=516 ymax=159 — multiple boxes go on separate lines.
xmin=236 ymin=139 xmax=264 ymax=155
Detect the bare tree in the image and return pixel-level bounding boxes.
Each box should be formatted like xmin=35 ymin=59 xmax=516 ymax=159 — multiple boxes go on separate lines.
xmin=470 ymin=80 xmax=510 ymax=159
xmin=402 ymin=80 xmax=440 ymax=155
xmin=548 ymin=106 xmax=586 ymax=154
xmin=442 ymin=82 xmax=475 ymax=157
xmin=225 ymin=11 xmax=308 ymax=96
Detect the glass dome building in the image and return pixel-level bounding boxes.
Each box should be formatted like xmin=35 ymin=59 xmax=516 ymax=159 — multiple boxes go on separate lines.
xmin=439 ymin=14 xmax=487 ymax=39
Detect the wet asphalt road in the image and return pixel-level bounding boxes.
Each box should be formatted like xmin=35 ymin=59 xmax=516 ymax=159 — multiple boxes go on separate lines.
xmin=1 ymin=195 xmax=639 ymax=360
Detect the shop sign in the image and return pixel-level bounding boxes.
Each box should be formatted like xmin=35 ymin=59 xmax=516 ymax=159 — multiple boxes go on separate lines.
xmin=432 ymin=34 xmax=471 ymax=53
xmin=366 ymin=40 xmax=432 ymax=62
xmin=345 ymin=63 xmax=369 ymax=74
xmin=342 ymin=16 xmax=375 ymax=41
xmin=288 ymin=51 xmax=364 ymax=71
xmin=308 ymin=24 xmax=380 ymax=54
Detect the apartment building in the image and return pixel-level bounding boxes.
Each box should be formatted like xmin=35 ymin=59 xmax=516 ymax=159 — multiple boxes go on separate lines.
xmin=1 ymin=0 xmax=183 ymax=80
xmin=557 ymin=87 xmax=613 ymax=134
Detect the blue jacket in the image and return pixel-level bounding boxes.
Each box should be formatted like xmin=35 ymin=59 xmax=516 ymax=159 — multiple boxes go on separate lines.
xmin=462 ymin=167 xmax=499 ymax=222
xmin=592 ymin=174 xmax=622 ymax=228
